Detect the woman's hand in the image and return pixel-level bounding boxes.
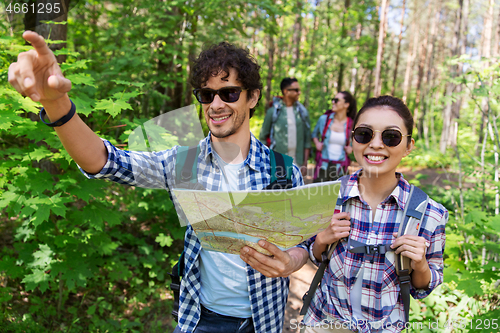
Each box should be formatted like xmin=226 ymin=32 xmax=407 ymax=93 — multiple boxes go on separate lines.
xmin=391 ymin=233 xmax=431 ymax=289
xmin=391 ymin=233 xmax=429 ymax=271
xmin=314 ymin=139 xmax=323 ymax=152
xmin=313 ymin=212 xmax=350 ymax=261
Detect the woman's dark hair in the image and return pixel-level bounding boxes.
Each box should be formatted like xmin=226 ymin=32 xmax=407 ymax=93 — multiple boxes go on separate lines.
xmin=353 ymin=95 xmax=414 ymax=145
xmin=190 ymin=42 xmax=263 ymax=118
xmin=280 ymin=77 xmax=298 ymax=93
xmin=339 ymin=91 xmax=357 ymax=120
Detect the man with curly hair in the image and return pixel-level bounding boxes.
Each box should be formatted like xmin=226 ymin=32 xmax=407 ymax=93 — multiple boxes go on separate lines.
xmin=9 ymin=32 xmax=310 ymax=333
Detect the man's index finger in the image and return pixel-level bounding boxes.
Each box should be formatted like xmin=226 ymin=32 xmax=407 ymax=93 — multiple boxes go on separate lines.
xmin=23 ymin=31 xmax=52 ymax=57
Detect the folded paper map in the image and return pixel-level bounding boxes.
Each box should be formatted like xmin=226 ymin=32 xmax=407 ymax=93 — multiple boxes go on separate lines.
xmin=172 ymin=180 xmax=341 ymax=255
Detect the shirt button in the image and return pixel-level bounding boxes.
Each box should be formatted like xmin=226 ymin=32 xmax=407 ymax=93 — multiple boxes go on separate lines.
xmin=370 ymin=260 xmax=374 ymax=264
xmin=381 ymin=205 xmax=385 ymax=209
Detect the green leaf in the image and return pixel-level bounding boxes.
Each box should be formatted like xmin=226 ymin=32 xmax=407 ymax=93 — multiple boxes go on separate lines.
xmin=457 ymin=278 xmax=483 ymax=297
xmin=81 ymin=204 xmax=104 ymax=230
xmin=48 ymin=193 xmax=71 ymax=218
xmin=87 ymin=304 xmax=97 ymax=316
xmin=28 ymin=244 xmax=53 ymax=269
xmin=94 ymin=99 xmax=132 ymax=117
xmin=71 ymin=95 xmax=94 ymax=116
xmin=66 ymin=74 xmax=97 ymax=87
xmin=155 ymin=233 xmax=173 ymax=247
xmin=22 ymin=269 xmax=50 ymax=292
xmin=27 ymin=146 xmax=52 ymax=162
xmin=486 ymin=215 xmax=500 ymax=233
xmin=31 ymin=204 xmax=50 ymax=227
xmin=112 ymin=91 xmax=142 ymax=101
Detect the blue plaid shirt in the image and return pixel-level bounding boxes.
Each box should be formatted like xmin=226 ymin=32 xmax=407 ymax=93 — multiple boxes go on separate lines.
xmin=303 ymin=171 xmax=448 ymax=333
xmin=81 ymin=133 xmax=309 ymax=333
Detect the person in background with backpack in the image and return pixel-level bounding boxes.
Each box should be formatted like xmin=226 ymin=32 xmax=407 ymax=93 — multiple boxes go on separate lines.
xmin=9 ymin=32 xmax=311 ymax=333
xmin=259 ymin=78 xmax=312 ymax=175
xmin=301 ymin=96 xmax=448 ymax=333
xmin=312 ymin=91 xmax=357 ymax=182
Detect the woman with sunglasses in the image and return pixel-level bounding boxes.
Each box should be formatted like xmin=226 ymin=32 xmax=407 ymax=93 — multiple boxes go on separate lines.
xmin=301 ymin=96 xmax=448 ymax=333
xmin=312 ymin=91 xmax=357 ymax=182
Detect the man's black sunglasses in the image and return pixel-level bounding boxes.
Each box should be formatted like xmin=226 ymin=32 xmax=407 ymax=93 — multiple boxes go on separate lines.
xmin=352 ymin=127 xmax=411 ymax=147
xmin=193 ymin=86 xmax=247 ymax=104
xmin=287 ymin=88 xmax=300 ymax=92
xmin=331 ymin=98 xmax=339 ymax=103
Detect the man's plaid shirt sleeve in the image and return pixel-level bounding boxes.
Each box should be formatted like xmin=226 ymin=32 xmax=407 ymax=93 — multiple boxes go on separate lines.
xmin=80 ymin=139 xmax=176 ymax=190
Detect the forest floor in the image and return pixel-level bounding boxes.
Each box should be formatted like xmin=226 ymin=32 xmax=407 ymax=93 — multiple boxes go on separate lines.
xmin=283 ymin=162 xmax=459 ymax=332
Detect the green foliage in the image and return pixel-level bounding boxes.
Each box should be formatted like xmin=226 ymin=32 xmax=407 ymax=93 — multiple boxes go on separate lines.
xmin=0 ymin=30 xmax=183 ymax=333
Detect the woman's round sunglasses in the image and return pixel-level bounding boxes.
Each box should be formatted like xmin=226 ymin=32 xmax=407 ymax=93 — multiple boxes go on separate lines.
xmin=193 ymin=86 xmax=247 ymax=104
xmin=352 ymin=127 xmax=411 ymax=147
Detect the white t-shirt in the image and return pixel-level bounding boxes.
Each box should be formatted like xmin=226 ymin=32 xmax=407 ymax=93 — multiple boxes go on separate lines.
xmin=198 ymin=151 xmax=252 ymax=318
xmin=327 ymin=130 xmax=346 ymax=161
xmin=286 ymin=106 xmax=297 ymax=162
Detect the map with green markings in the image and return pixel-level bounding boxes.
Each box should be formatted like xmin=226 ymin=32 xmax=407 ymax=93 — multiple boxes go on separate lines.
xmin=172 ymin=180 xmax=341 ymax=255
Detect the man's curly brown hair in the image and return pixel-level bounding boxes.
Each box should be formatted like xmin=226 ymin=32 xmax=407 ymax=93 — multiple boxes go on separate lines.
xmin=190 ymin=42 xmax=262 ymax=118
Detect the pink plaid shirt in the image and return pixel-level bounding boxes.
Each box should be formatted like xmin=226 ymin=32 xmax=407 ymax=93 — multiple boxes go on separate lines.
xmin=303 ymin=171 xmax=448 ymax=333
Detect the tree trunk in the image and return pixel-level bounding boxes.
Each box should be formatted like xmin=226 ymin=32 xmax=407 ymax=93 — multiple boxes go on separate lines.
xmin=276 ymin=16 xmax=285 ymax=81
xmin=412 ymin=3 xmax=433 ymax=136
xmin=373 ymin=0 xmax=389 ymax=97
xmin=292 ymin=1 xmax=303 ymax=68
xmin=183 ymin=16 xmax=197 ymax=107
xmin=494 ymin=2 xmax=500 ymax=57
xmin=450 ymin=0 xmax=469 ymax=136
xmin=403 ymin=8 xmax=419 ymax=103
xmin=391 ymin=0 xmax=406 ymax=96
xmin=418 ymin=1 xmax=441 ymax=139
xmin=266 ymin=33 xmax=276 ymax=108
xmin=478 ymin=0 xmax=494 ymax=154
xmin=32 ymin=0 xmax=70 ymax=63
xmin=304 ymin=1 xmax=322 ymax=108
xmin=337 ymin=0 xmax=351 ymax=91
xmin=366 ymin=69 xmax=374 ymax=101
xmin=350 ymin=22 xmax=363 ymax=94
xmin=440 ymin=1 xmax=463 ymax=153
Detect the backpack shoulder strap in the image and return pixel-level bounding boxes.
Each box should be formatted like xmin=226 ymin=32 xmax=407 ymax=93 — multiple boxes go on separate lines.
xmin=321 ymin=113 xmax=335 ymax=142
xmin=345 ymin=117 xmax=353 ymax=146
xmin=175 ymin=145 xmax=201 ymax=186
xmin=169 ymin=250 xmax=184 ymax=322
xmin=271 ymin=99 xmax=282 ymax=125
xmin=296 ymin=102 xmax=310 ymax=130
xmin=267 ymin=150 xmax=293 ymax=189
xmin=396 ymin=184 xmax=429 ymax=324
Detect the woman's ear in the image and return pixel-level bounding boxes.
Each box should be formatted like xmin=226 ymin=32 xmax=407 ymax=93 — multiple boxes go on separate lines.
xmin=403 ymin=137 xmax=415 ymax=157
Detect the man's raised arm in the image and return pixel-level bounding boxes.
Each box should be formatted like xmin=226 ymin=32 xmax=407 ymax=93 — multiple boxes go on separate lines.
xmin=8 ymin=31 xmax=107 ymax=174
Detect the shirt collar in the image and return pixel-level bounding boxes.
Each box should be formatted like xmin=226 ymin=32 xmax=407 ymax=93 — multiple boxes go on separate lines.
xmin=202 ymin=132 xmax=261 ymax=172
xmin=341 ymin=169 xmax=411 ymax=210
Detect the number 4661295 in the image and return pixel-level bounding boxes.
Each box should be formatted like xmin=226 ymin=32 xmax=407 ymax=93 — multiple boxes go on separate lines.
xmin=5 ymin=2 xmax=61 ymax=14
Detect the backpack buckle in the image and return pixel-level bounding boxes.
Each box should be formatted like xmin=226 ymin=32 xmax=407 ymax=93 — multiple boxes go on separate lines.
xmin=364 ymin=244 xmax=389 ymax=255
xmin=180 ymin=170 xmax=193 ymax=182
xmin=398 ymin=270 xmax=411 ymax=284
